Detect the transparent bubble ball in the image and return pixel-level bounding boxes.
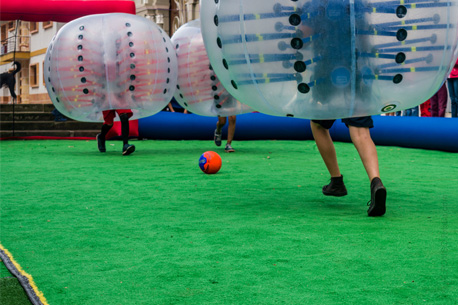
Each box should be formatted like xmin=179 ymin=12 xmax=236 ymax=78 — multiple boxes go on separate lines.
xmin=172 ymin=19 xmax=253 ymax=117
xmin=45 ymin=13 xmax=178 ymax=122
xmin=201 ymin=0 xmax=458 ymax=119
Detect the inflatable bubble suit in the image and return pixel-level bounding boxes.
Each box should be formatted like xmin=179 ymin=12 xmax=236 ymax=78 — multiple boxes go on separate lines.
xmin=201 ymin=0 xmax=458 ymax=119
xmin=172 ymin=19 xmax=253 ymax=117
xmin=45 ymin=13 xmax=178 ymax=122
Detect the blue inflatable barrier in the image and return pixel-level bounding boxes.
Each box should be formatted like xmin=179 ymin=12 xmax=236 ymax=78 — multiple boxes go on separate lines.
xmin=138 ymin=112 xmax=458 ymax=152
xmin=139 ymin=112 xmax=312 ymax=140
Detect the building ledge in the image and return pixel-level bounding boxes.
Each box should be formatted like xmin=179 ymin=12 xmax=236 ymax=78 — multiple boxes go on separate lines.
xmin=0 ymin=52 xmax=30 ymax=64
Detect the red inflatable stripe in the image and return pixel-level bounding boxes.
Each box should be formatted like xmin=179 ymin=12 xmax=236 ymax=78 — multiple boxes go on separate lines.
xmin=0 ymin=0 xmax=136 ymax=22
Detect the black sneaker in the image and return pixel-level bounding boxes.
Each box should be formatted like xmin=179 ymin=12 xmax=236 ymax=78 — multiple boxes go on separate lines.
xmin=225 ymin=143 xmax=235 ymax=153
xmin=96 ymin=133 xmax=106 ymax=152
xmin=367 ymin=177 xmax=386 ymax=217
xmin=214 ymin=129 xmax=222 ymax=147
xmin=322 ymin=175 xmax=348 ymax=197
xmin=122 ymin=144 xmax=135 ymax=156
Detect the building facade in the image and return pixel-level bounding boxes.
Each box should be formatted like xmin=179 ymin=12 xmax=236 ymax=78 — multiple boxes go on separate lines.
xmin=1 ymin=20 xmax=66 ymax=104
xmin=0 ymin=0 xmax=200 ymax=104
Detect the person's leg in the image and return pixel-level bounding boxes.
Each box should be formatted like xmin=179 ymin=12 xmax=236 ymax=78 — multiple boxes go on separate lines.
xmin=119 ymin=113 xmax=135 ymax=155
xmin=226 ymin=116 xmax=236 ymax=145
xmin=225 ymin=116 xmax=236 ymax=152
xmin=448 ymin=79 xmax=458 ymax=117
xmin=348 ymin=125 xmax=386 ymax=216
xmin=97 ymin=124 xmax=113 ymax=152
xmin=120 ymin=113 xmax=130 ymax=146
xmin=310 ymin=121 xmax=347 ymax=196
xmin=97 ymin=110 xmax=115 ymax=153
xmin=310 ymin=121 xmax=341 ymax=177
xmin=453 ymin=79 xmax=458 ymax=117
xmin=348 ymin=126 xmax=380 ymax=181
xmin=216 ymin=117 xmax=227 ymax=133
xmin=214 ymin=117 xmax=226 ymax=147
xmin=451 ymin=100 xmax=458 ymax=118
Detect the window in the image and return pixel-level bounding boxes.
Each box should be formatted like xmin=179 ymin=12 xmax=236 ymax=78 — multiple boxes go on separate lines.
xmin=30 ymin=63 xmax=39 ymax=87
xmin=43 ymin=21 xmax=53 ymax=29
xmin=30 ymin=22 xmax=38 ymax=34
xmin=1 ymin=24 xmax=7 ymax=42
xmin=8 ymin=21 xmax=15 ymax=32
xmin=42 ymin=61 xmax=45 ymax=86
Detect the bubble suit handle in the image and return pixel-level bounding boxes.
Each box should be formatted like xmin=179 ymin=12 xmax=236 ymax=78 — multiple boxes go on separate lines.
xmin=200 ymin=0 xmax=458 ymax=119
xmin=45 ymin=13 xmax=178 ymax=122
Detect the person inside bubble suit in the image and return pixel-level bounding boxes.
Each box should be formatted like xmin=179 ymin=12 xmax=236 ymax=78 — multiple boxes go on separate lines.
xmin=214 ymin=115 xmax=236 ymax=152
xmin=96 ymin=37 xmax=135 ymax=156
xmin=303 ymin=0 xmax=387 ymax=216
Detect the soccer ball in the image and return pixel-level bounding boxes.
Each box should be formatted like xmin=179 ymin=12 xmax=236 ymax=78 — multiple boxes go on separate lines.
xmin=199 ymin=151 xmax=222 ymax=174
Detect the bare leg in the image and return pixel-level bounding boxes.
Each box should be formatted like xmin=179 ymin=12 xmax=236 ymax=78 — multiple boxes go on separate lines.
xmin=214 ymin=117 xmax=226 ymax=147
xmin=310 ymin=121 xmax=341 ymax=177
xmin=216 ymin=117 xmax=227 ymax=133
xmin=349 ymin=126 xmax=386 ymax=216
xmin=226 ymin=116 xmax=236 ymax=145
xmin=348 ymin=126 xmax=380 ymax=181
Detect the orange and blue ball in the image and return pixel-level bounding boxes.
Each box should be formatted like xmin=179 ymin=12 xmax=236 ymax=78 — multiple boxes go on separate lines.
xmin=199 ymin=151 xmax=222 ymax=174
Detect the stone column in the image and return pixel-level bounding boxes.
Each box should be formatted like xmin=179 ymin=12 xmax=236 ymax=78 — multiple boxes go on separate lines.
xmin=134 ymin=0 xmax=171 ymax=35
xmin=185 ymin=0 xmax=200 ymax=22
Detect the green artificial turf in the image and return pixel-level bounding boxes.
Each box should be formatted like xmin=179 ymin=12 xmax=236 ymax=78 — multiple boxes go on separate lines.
xmin=0 ymin=260 xmax=11 ymax=277
xmin=0 ymin=139 xmax=457 ymax=304
xmin=0 ymin=260 xmax=31 ymax=305
xmin=0 ymin=278 xmax=32 ymax=305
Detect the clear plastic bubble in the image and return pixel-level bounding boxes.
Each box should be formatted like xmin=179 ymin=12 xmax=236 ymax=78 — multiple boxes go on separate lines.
xmin=172 ymin=19 xmax=253 ymax=117
xmin=201 ymin=0 xmax=458 ymax=119
xmin=45 ymin=13 xmax=177 ymax=122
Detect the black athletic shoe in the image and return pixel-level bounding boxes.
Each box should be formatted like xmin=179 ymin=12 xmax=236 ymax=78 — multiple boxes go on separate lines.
xmin=96 ymin=133 xmax=106 ymax=152
xmin=214 ymin=129 xmax=222 ymax=147
xmin=322 ymin=175 xmax=348 ymax=197
xmin=225 ymin=143 xmax=235 ymax=153
xmin=367 ymin=177 xmax=387 ymax=217
xmin=122 ymin=144 xmax=135 ymax=156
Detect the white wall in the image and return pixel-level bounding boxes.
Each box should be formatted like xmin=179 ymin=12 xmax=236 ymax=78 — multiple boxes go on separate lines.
xmin=30 ymin=22 xmax=57 ymax=52
xmin=28 ymin=53 xmax=48 ymax=95
xmin=29 ymin=23 xmax=60 ymax=95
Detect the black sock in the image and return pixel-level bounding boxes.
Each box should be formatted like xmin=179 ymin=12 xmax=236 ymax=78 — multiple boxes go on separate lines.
xmin=120 ymin=114 xmax=129 ymax=145
xmin=100 ymin=124 xmax=112 ymax=139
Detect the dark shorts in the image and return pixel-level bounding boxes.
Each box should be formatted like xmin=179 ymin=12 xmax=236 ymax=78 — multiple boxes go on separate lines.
xmin=312 ymin=116 xmax=374 ymax=129
xmin=102 ymin=109 xmax=133 ymax=125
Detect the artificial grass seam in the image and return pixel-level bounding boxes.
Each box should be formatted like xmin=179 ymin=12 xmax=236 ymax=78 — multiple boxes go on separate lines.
xmin=0 ymin=244 xmax=48 ymax=305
